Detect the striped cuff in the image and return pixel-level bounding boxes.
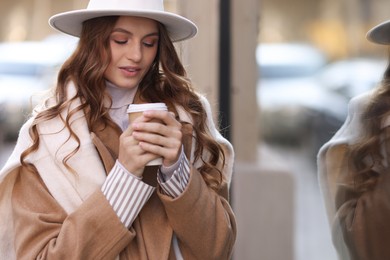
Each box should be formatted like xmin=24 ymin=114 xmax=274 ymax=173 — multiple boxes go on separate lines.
xmin=159 ymin=146 xmax=185 ymax=180
xmin=158 ymin=151 xmax=190 ymax=198
xmin=102 ymin=161 xmax=155 ymax=228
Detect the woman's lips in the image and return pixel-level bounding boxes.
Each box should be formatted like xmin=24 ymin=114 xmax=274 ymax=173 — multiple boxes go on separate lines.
xmin=119 ymin=66 xmax=141 ymax=77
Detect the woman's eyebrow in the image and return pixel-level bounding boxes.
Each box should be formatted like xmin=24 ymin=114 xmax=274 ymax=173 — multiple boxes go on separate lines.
xmin=112 ymin=28 xmax=159 ymax=38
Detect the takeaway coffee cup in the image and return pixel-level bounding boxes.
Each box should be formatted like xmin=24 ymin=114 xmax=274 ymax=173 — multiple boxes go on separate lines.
xmin=127 ymin=103 xmax=168 ymax=166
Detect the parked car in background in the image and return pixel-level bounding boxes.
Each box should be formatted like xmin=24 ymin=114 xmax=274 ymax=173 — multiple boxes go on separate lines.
xmin=319 ymin=58 xmax=386 ymax=99
xmin=257 ymin=43 xmax=349 ymax=156
xmin=0 ymin=35 xmax=77 ymax=142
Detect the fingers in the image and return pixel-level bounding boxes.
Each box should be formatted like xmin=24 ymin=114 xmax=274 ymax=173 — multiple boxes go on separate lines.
xmin=119 ymin=110 xmax=183 ymax=171
xmin=137 ymin=140 xmax=182 ymax=167
xmin=131 ymin=110 xmax=183 ymax=166
xmin=143 ymin=110 xmax=179 ymax=126
xmin=132 ymin=128 xmax=182 ymax=148
xmin=118 ymin=125 xmax=159 ymax=177
xmin=132 ymin=110 xmax=181 ymax=134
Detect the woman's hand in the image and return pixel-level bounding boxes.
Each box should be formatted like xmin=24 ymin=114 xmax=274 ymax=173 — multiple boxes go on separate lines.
xmin=132 ymin=110 xmax=183 ymax=167
xmin=118 ymin=110 xmax=182 ymax=177
xmin=118 ymin=115 xmax=159 ymax=177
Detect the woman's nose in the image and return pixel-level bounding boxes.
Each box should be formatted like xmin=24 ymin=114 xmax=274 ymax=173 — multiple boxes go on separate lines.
xmin=126 ymin=43 xmax=142 ymax=62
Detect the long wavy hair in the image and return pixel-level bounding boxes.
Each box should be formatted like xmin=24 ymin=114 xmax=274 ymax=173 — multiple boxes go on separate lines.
xmin=348 ymin=55 xmax=390 ymax=192
xmin=21 ymin=16 xmax=225 ymax=191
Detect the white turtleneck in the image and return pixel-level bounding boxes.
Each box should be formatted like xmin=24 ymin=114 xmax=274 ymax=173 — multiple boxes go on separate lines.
xmin=105 ymin=80 xmax=138 ymax=131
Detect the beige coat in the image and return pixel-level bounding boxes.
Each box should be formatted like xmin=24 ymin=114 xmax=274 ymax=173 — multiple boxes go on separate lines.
xmin=0 ymin=83 xmax=236 ymax=259
xmin=318 ymin=90 xmax=390 ymax=260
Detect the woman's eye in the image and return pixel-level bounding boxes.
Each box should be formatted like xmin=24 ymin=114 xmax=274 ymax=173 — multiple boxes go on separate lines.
xmin=114 ymin=39 xmax=128 ymax=45
xmin=143 ymin=42 xmax=156 ymax=48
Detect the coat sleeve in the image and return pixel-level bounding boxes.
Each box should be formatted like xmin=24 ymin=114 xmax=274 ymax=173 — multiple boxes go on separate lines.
xmin=331 ymin=163 xmax=390 ymax=260
xmin=318 ymin=91 xmax=390 ymax=260
xmin=158 ymin=167 xmax=236 ymax=260
xmin=11 ymin=166 xmax=134 ymax=260
xmin=159 ymin=95 xmax=236 ymax=260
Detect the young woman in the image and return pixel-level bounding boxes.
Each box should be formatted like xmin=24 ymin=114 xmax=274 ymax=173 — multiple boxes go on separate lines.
xmin=0 ymin=0 xmax=236 ymax=259
xmin=318 ymin=19 xmax=390 ymax=260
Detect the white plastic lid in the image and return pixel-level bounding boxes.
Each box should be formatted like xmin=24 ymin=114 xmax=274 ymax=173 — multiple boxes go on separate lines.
xmin=127 ymin=103 xmax=167 ymax=113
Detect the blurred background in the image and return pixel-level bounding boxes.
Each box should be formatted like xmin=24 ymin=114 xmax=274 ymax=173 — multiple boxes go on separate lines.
xmin=1 ymin=0 xmax=390 ymax=259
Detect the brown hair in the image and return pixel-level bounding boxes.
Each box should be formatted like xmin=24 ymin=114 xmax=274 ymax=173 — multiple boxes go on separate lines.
xmin=349 ymin=54 xmax=390 ymax=191
xmin=21 ymin=16 xmax=225 ymax=191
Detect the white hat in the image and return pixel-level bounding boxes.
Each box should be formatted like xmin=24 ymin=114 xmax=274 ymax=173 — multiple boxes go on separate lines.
xmin=49 ymin=0 xmax=198 ymax=42
xmin=366 ymin=20 xmax=390 ymax=45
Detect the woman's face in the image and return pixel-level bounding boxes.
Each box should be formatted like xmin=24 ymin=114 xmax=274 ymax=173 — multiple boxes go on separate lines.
xmin=104 ymin=16 xmax=159 ymax=89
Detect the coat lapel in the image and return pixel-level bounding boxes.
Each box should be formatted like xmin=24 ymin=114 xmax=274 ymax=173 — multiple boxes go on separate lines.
xmin=90 ymin=121 xmax=121 ymax=174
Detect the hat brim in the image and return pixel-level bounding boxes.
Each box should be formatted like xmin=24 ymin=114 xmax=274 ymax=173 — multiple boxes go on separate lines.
xmin=49 ymin=9 xmax=197 ymax=42
xmin=366 ymin=20 xmax=390 ymax=45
